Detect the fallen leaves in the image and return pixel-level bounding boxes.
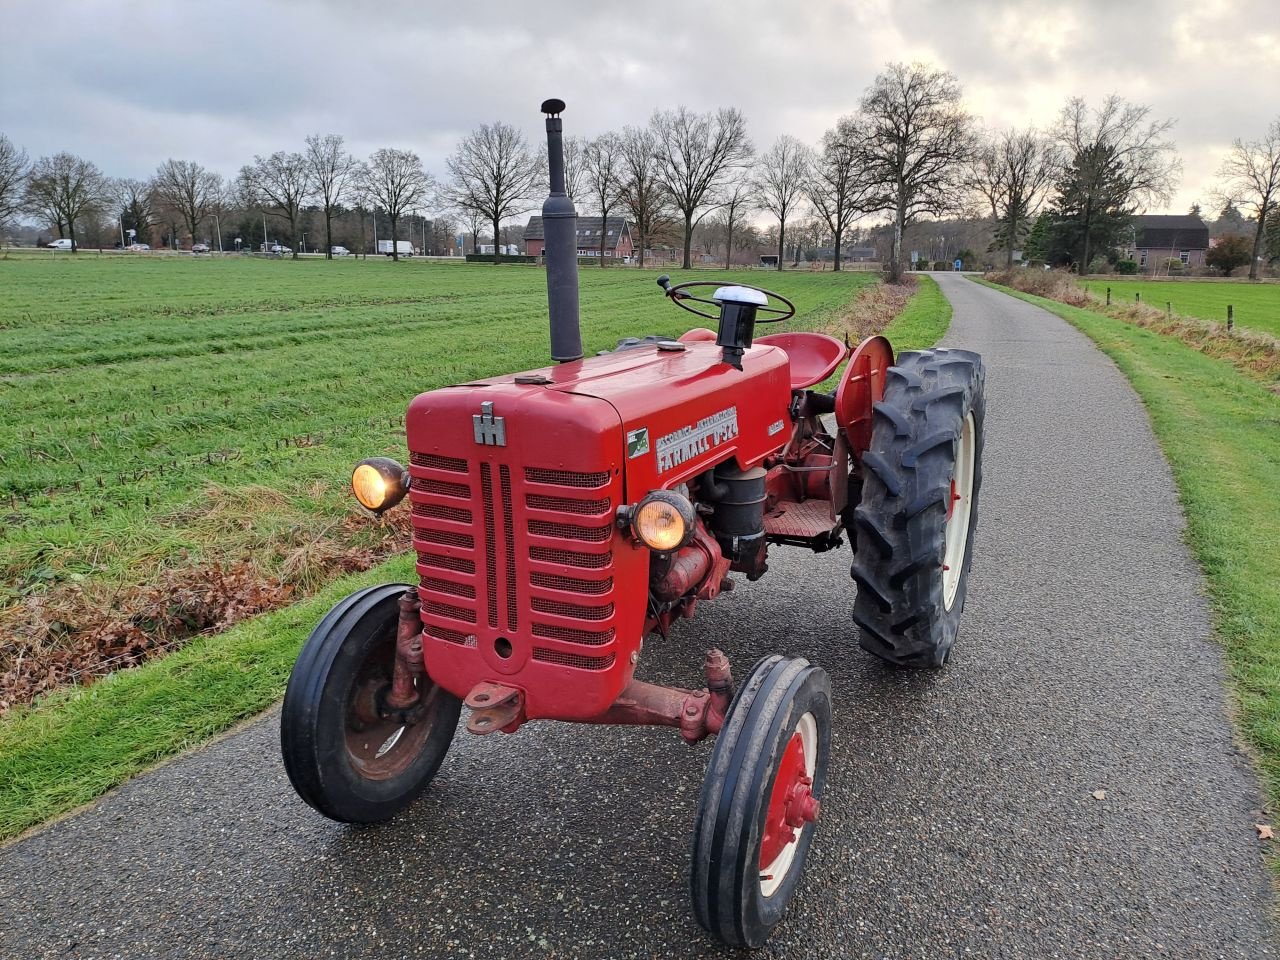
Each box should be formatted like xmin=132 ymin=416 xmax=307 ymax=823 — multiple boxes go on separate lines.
xmin=0 ymin=503 xmax=413 ymax=714
xmin=1092 ymin=789 xmax=1106 ymax=801
xmin=1256 ymin=824 xmax=1273 ymax=840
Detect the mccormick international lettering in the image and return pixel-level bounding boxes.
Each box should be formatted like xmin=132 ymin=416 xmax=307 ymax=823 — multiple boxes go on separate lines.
xmin=656 ymin=407 xmax=740 ymax=472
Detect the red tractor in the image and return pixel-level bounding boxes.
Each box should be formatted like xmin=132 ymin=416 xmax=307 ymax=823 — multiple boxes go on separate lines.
xmin=281 ymin=99 xmax=985 ymax=948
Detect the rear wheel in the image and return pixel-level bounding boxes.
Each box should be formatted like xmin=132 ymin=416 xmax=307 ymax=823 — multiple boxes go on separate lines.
xmin=691 ymin=655 xmax=832 ymax=947
xmin=851 ymin=348 xmax=985 ymax=667
xmin=281 ymin=584 xmax=461 ymax=823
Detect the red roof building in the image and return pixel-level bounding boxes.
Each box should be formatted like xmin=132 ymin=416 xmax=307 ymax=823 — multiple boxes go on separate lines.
xmin=524 ymin=216 xmax=634 ymax=259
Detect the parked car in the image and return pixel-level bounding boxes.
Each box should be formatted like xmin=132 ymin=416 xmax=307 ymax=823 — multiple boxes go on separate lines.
xmin=47 ymin=238 xmax=74 ymax=250
xmin=126 ymin=243 xmax=151 ymax=252
xmin=192 ymin=243 xmax=210 ymax=254
xmin=269 ymin=243 xmax=292 ymax=254
xmin=331 ymin=245 xmax=350 ymax=256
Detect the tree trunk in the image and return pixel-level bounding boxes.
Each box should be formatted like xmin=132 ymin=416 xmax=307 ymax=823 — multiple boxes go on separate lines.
xmin=638 ymin=226 xmax=647 ymax=268
xmin=390 ymin=215 xmax=399 ymax=261
xmin=599 ymin=204 xmax=607 ymax=265
xmin=68 ymin=220 xmax=77 ymax=253
xmin=325 ymin=208 xmax=333 ymax=260
xmin=493 ymin=215 xmax=501 ymax=264
xmin=1080 ymin=201 xmax=1093 ymax=275
xmin=833 ymin=226 xmax=842 ymax=273
xmin=725 ymin=220 xmax=733 ymax=270
xmin=890 ymin=202 xmax=906 ymax=282
xmin=682 ymin=212 xmax=693 ymax=270
xmin=777 ymin=218 xmax=785 ymax=271
xmin=1250 ymin=206 xmax=1266 ymax=281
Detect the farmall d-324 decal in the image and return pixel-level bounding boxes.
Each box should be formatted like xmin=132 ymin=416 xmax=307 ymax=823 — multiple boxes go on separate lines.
xmin=655 ymin=407 xmax=739 ymax=472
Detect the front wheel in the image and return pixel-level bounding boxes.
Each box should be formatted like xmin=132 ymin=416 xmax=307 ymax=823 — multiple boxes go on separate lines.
xmin=691 ymin=655 xmax=832 ymax=947
xmin=280 ymin=584 xmax=461 ymax=823
xmin=851 ymin=348 xmax=985 ymax=666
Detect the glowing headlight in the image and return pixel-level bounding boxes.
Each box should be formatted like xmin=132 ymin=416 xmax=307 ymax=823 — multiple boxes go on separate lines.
xmin=352 ymin=457 xmax=410 ymax=514
xmin=630 ymin=490 xmax=696 ymax=552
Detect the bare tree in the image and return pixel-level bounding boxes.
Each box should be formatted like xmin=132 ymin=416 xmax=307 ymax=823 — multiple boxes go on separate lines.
xmin=618 ymin=125 xmax=672 ymax=269
xmin=364 ymin=148 xmax=435 ymax=262
xmin=23 ymin=153 xmax=110 ymax=251
xmin=1052 ymin=94 xmax=1180 ymax=272
xmin=151 ymin=159 xmax=223 ymax=248
xmin=239 ymin=152 xmax=312 ymax=259
xmin=456 ymin=204 xmax=485 ymax=254
xmin=754 ymin=135 xmax=812 ymax=271
xmin=562 ymin=135 xmax=588 ymax=205
xmin=715 ymin=181 xmax=756 ymax=269
xmin=305 ymin=134 xmax=359 ymax=260
xmin=971 ymin=127 xmax=1060 ymax=268
xmin=447 ymin=122 xmax=543 ymax=264
xmin=808 ymin=117 xmax=874 ymax=271
xmin=583 ymin=133 xmax=623 ymax=265
xmin=1218 ymin=117 xmax=1280 ymax=281
xmin=652 ymin=106 xmax=753 ymax=269
xmin=858 ymin=62 xmax=979 ymax=280
xmin=0 ymin=133 xmax=29 ymax=230
xmin=110 ymin=177 xmax=155 ymax=246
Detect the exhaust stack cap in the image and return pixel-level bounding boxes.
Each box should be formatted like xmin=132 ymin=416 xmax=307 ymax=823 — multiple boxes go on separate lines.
xmin=541 ymin=98 xmax=566 ymax=116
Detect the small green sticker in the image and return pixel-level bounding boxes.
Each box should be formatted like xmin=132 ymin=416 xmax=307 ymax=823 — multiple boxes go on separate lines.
xmin=627 ymin=427 xmax=650 ymax=458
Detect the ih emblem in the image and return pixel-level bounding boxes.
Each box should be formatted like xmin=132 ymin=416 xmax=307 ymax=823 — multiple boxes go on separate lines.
xmin=473 ymin=401 xmax=507 ymax=446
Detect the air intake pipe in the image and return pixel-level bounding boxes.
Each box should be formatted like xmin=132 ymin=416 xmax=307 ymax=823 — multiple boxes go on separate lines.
xmin=541 ymin=98 xmax=583 ymax=362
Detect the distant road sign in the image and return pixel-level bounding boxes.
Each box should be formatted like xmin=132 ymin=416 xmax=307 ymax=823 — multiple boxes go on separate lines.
xmin=953 ymin=258 xmax=963 ymax=271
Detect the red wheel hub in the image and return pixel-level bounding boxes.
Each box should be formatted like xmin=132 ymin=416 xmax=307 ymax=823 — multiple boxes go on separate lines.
xmin=759 ymin=732 xmax=821 ymax=868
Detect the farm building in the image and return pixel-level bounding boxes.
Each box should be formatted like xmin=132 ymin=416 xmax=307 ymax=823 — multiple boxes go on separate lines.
xmin=1128 ymin=214 xmax=1209 ymax=270
xmin=524 ymin=216 xmax=634 ymax=258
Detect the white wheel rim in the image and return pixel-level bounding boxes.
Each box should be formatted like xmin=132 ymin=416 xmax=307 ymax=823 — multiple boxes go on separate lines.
xmin=759 ymin=711 xmax=818 ymax=898
xmin=942 ymin=412 xmax=976 ymax=611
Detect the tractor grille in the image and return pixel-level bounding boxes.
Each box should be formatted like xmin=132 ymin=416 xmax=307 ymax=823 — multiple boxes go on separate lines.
xmin=410 ymin=452 xmax=619 ymax=673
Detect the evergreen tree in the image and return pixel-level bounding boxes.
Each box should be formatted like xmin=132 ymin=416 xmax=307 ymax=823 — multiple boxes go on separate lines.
xmin=1052 ymin=141 xmax=1134 ymax=269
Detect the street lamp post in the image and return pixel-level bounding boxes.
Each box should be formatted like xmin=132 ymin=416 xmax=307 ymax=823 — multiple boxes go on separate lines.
xmin=213 ymin=214 xmax=223 ymax=253
xmin=302 ymin=232 xmax=307 ymax=255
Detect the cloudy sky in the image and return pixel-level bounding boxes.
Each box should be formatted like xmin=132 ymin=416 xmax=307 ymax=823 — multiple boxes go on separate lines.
xmin=3 ymin=0 xmax=1277 ymax=217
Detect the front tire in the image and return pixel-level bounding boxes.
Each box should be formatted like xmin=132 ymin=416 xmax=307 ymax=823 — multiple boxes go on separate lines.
xmin=281 ymin=584 xmax=461 ymax=823
xmin=851 ymin=348 xmax=985 ymax=667
xmin=691 ymin=655 xmax=832 ymax=947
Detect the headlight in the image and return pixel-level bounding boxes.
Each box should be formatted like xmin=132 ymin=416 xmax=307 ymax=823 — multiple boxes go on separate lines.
xmin=352 ymin=457 xmax=409 ymax=514
xmin=629 ymin=490 xmax=695 ymax=552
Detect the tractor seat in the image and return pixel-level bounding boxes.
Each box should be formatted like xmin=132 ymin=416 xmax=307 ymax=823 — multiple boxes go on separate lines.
xmin=754 ymin=332 xmax=849 ymax=391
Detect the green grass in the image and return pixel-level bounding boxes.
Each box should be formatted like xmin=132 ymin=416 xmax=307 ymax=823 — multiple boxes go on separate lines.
xmin=883 ymin=275 xmax=951 ymax=351
xmin=0 ymin=256 xmax=885 ymax=840
xmin=1079 ymin=278 xmax=1280 ymax=338
xmin=980 ymin=279 xmax=1280 ymax=803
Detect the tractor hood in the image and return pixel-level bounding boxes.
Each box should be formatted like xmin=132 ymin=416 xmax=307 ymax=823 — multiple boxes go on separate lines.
xmin=416 ymin=340 xmax=792 ymax=496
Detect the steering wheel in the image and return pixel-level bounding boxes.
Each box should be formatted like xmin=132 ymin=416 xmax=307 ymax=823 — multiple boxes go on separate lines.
xmin=656 ymin=276 xmax=796 ymax=324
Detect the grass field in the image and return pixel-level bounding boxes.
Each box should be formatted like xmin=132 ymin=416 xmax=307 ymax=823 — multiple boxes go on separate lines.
xmin=1079 ymin=278 xmax=1280 ymax=338
xmin=981 ymin=279 xmax=1280 ymax=813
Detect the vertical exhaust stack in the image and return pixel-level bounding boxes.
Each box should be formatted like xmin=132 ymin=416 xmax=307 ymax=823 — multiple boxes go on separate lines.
xmin=541 ymin=98 xmax=583 ymax=363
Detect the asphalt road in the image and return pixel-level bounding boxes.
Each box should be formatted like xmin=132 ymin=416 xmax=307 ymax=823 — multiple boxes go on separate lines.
xmin=2 ymin=274 xmax=1275 ymax=959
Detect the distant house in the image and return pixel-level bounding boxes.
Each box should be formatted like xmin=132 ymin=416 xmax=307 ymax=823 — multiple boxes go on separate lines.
xmin=524 ymin=216 xmax=634 ymax=258
xmin=1130 ymin=215 xmax=1210 ymax=270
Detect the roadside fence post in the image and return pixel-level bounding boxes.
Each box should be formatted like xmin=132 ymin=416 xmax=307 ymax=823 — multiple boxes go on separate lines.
xmin=1136 ymin=292 xmax=1141 ymax=305
xmin=1227 ymin=305 xmax=1234 ymax=332
xmin=1106 ymin=287 xmax=1111 ymax=305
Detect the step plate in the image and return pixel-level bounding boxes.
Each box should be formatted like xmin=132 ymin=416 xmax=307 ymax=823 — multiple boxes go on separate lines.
xmin=763 ymin=498 xmax=837 ymax=539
